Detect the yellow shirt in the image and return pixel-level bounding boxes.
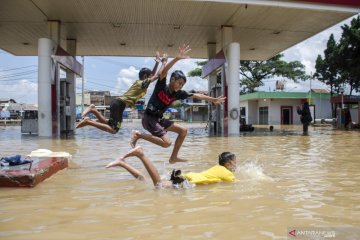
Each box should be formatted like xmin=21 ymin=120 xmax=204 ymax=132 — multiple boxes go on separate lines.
xmin=118 ymin=79 xmax=151 ymax=108
xmin=183 ymin=165 xmax=235 ymax=184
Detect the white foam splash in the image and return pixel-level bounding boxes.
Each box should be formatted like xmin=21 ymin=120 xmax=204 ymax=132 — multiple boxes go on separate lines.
xmin=236 ymin=161 xmax=273 ymax=181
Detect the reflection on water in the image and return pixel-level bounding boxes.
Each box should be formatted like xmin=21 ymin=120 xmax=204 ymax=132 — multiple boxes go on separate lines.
xmin=1 ymin=123 xmax=360 ymax=239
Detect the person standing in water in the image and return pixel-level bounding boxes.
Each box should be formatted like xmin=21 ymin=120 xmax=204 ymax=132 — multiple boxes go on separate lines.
xmin=297 ymin=101 xmax=312 ymax=135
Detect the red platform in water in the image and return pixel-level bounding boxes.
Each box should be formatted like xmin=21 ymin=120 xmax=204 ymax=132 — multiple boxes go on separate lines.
xmin=0 ymin=157 xmax=68 ymax=188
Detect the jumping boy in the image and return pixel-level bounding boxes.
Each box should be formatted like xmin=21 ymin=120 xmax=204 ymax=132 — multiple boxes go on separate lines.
xmin=130 ymin=44 xmax=226 ymax=163
xmin=106 ymin=146 xmax=237 ymax=188
xmin=76 ymin=52 xmax=168 ymax=134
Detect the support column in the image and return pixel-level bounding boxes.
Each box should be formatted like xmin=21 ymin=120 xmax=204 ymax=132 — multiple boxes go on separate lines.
xmin=48 ymin=20 xmax=61 ymax=45
xmin=38 ymin=20 xmax=60 ymax=137
xmin=221 ymin=26 xmax=233 ymax=48
xmin=38 ymin=38 xmax=55 ymax=137
xmin=207 ymin=42 xmax=217 ymax=94
xmin=66 ymin=39 xmax=77 ymax=133
xmin=207 ymin=42 xmax=218 ymax=136
xmin=221 ymin=26 xmax=234 ymax=136
xmin=226 ymin=42 xmax=240 ymax=135
xmin=221 ymin=26 xmax=240 ymax=135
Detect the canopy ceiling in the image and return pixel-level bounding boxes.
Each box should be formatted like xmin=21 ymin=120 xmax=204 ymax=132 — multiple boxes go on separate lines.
xmin=0 ymin=0 xmax=358 ymax=60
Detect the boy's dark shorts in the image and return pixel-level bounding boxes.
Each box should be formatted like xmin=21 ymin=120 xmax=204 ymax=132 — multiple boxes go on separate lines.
xmin=107 ymin=99 xmax=126 ymax=132
xmin=142 ymin=112 xmax=174 ymax=137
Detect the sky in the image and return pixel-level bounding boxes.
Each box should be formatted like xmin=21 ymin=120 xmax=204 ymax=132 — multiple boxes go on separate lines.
xmin=0 ymin=15 xmax=357 ymax=105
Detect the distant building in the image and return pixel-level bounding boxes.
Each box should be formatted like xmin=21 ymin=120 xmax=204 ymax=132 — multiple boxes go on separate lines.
xmin=75 ymin=92 xmax=91 ymax=106
xmin=181 ymin=91 xmax=209 ymax=122
xmin=0 ymin=98 xmax=16 ymax=104
xmin=75 ymin=91 xmax=146 ymax=120
xmin=240 ymin=90 xmax=332 ymax=125
xmin=0 ymin=98 xmax=16 ymax=111
xmin=0 ymin=101 xmax=37 ymax=119
xmin=88 ymin=91 xmax=111 ymax=106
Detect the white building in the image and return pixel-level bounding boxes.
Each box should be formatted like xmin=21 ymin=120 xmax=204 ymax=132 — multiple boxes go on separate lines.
xmin=240 ymin=91 xmax=332 ymax=125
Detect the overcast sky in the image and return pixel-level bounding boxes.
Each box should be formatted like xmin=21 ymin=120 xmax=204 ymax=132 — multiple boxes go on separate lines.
xmin=0 ymin=15 xmax=356 ymax=104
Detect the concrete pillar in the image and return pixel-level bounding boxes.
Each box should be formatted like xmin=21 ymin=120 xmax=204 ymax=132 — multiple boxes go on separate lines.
xmin=48 ymin=20 xmax=61 ymax=45
xmin=222 ymin=25 xmax=240 ymax=135
xmin=221 ymin=26 xmax=233 ymax=48
xmin=207 ymin=42 xmax=217 ymax=94
xmin=66 ymin=39 xmax=77 ymax=133
xmin=226 ymin=42 xmax=240 ymax=135
xmin=221 ymin=25 xmax=233 ymax=96
xmin=38 ymin=21 xmax=60 ymax=137
xmin=221 ymin=26 xmax=234 ymax=135
xmin=38 ymin=38 xmax=55 ymax=137
xmin=207 ymin=42 xmax=218 ymax=136
xmin=221 ymin=26 xmax=240 ymax=135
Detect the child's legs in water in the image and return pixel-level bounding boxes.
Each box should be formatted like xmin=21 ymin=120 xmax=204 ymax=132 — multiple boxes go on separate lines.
xmin=106 ymin=146 xmax=161 ymax=186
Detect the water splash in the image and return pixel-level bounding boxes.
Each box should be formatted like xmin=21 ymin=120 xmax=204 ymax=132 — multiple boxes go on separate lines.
xmin=236 ymin=160 xmax=273 ymax=182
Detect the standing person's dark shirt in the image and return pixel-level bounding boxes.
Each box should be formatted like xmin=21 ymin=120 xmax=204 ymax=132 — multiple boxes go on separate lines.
xmin=146 ymin=78 xmax=193 ymax=118
xmin=297 ymin=102 xmax=312 ymax=134
xmin=297 ymin=103 xmax=312 ymax=124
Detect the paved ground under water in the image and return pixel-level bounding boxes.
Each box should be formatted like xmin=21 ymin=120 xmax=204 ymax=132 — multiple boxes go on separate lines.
xmin=0 ymin=123 xmax=359 ymax=239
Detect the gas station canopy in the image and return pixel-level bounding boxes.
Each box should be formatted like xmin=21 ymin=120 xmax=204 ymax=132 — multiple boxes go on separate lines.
xmin=0 ymin=0 xmax=359 ymax=60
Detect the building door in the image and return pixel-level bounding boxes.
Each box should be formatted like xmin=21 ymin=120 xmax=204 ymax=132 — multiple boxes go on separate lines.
xmin=259 ymin=106 xmax=268 ymax=125
xmin=281 ymin=106 xmax=293 ymax=125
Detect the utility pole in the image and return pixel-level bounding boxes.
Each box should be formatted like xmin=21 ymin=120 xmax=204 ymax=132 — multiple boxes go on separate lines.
xmin=81 ymin=56 xmax=85 ymax=114
xmin=309 ymin=72 xmax=312 ymax=104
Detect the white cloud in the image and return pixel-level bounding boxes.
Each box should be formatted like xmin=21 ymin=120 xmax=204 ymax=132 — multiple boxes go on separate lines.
xmin=170 ymin=58 xmax=203 ymax=76
xmin=183 ymin=76 xmax=208 ymax=92
xmin=155 ymin=58 xmax=208 ymax=91
xmin=113 ymin=66 xmax=139 ymax=95
xmin=0 ymin=79 xmax=38 ymax=103
xmin=259 ymin=16 xmax=356 ymax=93
xmin=143 ymin=57 xmax=153 ymax=67
xmin=282 ymin=16 xmax=353 ymax=74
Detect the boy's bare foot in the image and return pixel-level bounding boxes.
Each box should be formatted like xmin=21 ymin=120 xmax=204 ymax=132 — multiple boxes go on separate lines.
xmin=169 ymin=157 xmax=188 ymax=164
xmin=105 ymin=158 xmax=126 ymax=168
xmin=130 ymin=130 xmax=140 ymax=148
xmin=76 ymin=117 xmax=90 ymax=129
xmin=106 ymin=146 xmax=143 ymax=168
xmin=124 ymin=146 xmax=144 ymax=158
xmin=82 ymin=104 xmax=96 ymax=117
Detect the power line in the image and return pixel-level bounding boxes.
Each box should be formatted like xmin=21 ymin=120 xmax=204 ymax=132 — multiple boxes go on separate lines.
xmin=0 ymin=65 xmax=36 ymax=72
xmin=93 ymin=57 xmax=142 ymax=69
xmin=84 ymin=79 xmax=116 ymax=89
xmin=0 ymin=78 xmax=37 ymax=82
xmin=0 ymin=70 xmax=37 ymax=79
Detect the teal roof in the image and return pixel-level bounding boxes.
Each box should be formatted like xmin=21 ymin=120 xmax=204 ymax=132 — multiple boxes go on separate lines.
xmin=239 ymin=91 xmax=331 ymax=101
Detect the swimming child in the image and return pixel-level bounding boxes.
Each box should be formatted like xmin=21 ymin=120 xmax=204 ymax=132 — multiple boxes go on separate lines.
xmin=106 ymin=146 xmax=236 ymax=188
xmin=76 ymin=52 xmax=168 ymax=134
xmin=130 ymin=45 xmax=226 ymax=164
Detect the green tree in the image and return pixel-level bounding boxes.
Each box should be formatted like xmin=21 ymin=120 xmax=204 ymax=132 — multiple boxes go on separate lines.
xmin=239 ymin=54 xmax=308 ymax=93
xmin=337 ymin=16 xmax=360 ymax=95
xmin=187 ymin=55 xmax=308 ymax=93
xmin=314 ymin=34 xmax=343 ymax=93
xmin=314 ymin=34 xmax=342 ymax=117
xmin=187 ymin=61 xmax=208 ymax=77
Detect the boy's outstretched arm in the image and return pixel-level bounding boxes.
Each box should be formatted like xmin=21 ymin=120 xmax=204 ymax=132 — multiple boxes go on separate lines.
xmin=191 ymin=93 xmax=226 ymax=104
xmin=149 ymin=53 xmax=168 ymax=83
xmin=151 ymin=51 xmax=161 ymax=75
xmin=159 ymin=44 xmax=191 ymax=80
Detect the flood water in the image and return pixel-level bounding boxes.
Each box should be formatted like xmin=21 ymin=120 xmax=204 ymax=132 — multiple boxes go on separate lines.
xmin=0 ymin=122 xmax=359 ymax=240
